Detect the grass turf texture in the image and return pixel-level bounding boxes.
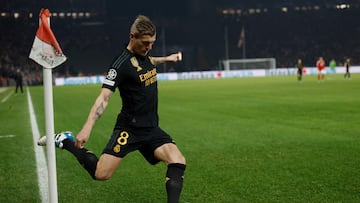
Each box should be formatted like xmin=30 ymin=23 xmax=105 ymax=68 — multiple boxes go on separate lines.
xmin=1 ymin=74 xmax=359 ymax=202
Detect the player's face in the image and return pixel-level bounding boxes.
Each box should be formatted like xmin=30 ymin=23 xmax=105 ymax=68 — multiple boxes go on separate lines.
xmin=131 ymin=34 xmax=156 ymax=56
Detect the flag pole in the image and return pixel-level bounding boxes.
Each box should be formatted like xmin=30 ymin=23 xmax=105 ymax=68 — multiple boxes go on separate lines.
xmin=42 ymin=13 xmax=58 ymax=203
xmin=29 ymin=9 xmax=66 ymax=203
xmin=44 ymin=66 xmax=58 ymax=203
xmin=224 ymin=25 xmax=229 ymax=61
xmin=30 ymin=9 xmax=66 ymax=200
xmin=224 ymin=25 xmax=230 ymax=70
xmin=242 ymin=26 xmax=246 ymax=59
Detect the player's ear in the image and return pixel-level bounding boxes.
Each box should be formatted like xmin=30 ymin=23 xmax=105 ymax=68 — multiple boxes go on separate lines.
xmin=129 ymin=33 xmax=135 ymax=39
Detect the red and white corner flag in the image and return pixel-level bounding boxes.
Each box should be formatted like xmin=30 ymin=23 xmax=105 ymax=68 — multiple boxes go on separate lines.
xmin=237 ymin=26 xmax=245 ymax=48
xmin=29 ymin=8 xmax=66 ymax=69
xmin=29 ymin=8 xmax=65 ymax=203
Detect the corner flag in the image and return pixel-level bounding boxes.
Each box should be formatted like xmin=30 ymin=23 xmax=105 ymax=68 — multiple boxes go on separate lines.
xmin=29 ymin=8 xmax=66 ymax=69
xmin=237 ymin=26 xmax=246 ymax=59
xmin=29 ymin=8 xmax=65 ymax=203
xmin=237 ymin=26 xmax=245 ymax=48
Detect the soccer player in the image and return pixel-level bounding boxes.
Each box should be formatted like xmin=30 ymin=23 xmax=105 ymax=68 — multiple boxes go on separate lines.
xmin=14 ymin=68 xmax=23 ymax=93
xmin=316 ymin=56 xmax=326 ymax=82
xmin=296 ymin=58 xmax=304 ymax=83
xmin=38 ymin=15 xmax=186 ymax=203
xmin=344 ymin=58 xmax=351 ymax=79
xmin=329 ymin=58 xmax=336 ymax=74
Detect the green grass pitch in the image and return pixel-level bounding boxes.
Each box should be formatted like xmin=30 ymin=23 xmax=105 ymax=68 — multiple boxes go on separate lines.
xmin=1 ymin=74 xmax=359 ymax=202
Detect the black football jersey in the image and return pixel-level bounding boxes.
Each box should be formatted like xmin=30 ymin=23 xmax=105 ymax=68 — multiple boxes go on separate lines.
xmin=102 ymin=48 xmax=159 ymax=128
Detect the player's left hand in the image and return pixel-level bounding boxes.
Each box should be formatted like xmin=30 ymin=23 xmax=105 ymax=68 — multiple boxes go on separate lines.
xmin=167 ymin=52 xmax=182 ymax=62
xmin=75 ymin=128 xmax=91 ymax=148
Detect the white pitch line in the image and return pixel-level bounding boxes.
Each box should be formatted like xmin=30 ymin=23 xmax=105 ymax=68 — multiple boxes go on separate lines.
xmin=27 ymin=87 xmax=49 ymax=203
xmin=0 ymin=87 xmax=8 ymax=93
xmin=0 ymin=134 xmax=16 ymax=138
xmin=1 ymin=91 xmax=13 ymax=103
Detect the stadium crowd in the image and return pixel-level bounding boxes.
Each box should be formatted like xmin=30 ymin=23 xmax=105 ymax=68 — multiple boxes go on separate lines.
xmin=1 ymin=1 xmax=359 ymax=86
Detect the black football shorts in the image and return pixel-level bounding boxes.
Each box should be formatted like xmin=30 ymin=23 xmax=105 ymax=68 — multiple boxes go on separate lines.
xmin=102 ymin=126 xmax=175 ymax=165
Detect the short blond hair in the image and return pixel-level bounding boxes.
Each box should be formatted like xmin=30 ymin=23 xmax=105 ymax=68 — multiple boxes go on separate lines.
xmin=130 ymin=15 xmax=156 ymax=37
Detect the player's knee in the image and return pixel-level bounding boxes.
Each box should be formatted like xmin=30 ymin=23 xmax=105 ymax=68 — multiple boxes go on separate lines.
xmin=168 ymin=151 xmax=186 ymax=165
xmin=94 ymin=167 xmax=115 ymax=181
xmin=178 ymin=155 xmax=186 ymax=165
xmin=94 ymin=171 xmax=112 ymax=181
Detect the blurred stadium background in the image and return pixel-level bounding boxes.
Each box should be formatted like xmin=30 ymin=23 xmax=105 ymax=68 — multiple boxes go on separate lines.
xmin=1 ymin=0 xmax=360 ymax=85
xmin=1 ymin=1 xmax=360 ymax=202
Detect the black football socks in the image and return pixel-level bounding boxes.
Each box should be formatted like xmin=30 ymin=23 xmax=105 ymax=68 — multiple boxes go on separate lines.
xmin=62 ymin=139 xmax=98 ymax=179
xmin=166 ymin=163 xmax=186 ymax=203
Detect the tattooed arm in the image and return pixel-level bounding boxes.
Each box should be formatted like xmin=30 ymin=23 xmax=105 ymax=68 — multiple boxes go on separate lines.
xmin=75 ymin=88 xmax=113 ymax=148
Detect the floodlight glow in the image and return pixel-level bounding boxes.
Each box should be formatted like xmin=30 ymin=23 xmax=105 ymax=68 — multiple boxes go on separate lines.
xmin=336 ymin=4 xmax=350 ymax=9
xmin=14 ymin=12 xmax=19 ymax=19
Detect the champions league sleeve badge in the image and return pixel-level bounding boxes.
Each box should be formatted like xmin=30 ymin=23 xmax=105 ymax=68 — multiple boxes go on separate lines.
xmin=103 ymin=68 xmax=117 ymax=86
xmin=106 ymin=69 xmax=117 ymax=80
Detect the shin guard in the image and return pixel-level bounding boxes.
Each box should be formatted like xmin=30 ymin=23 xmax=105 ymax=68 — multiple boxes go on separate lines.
xmin=166 ymin=163 xmax=186 ymax=203
xmin=62 ymin=139 xmax=98 ymax=179
xmin=77 ymin=149 xmax=98 ymax=180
